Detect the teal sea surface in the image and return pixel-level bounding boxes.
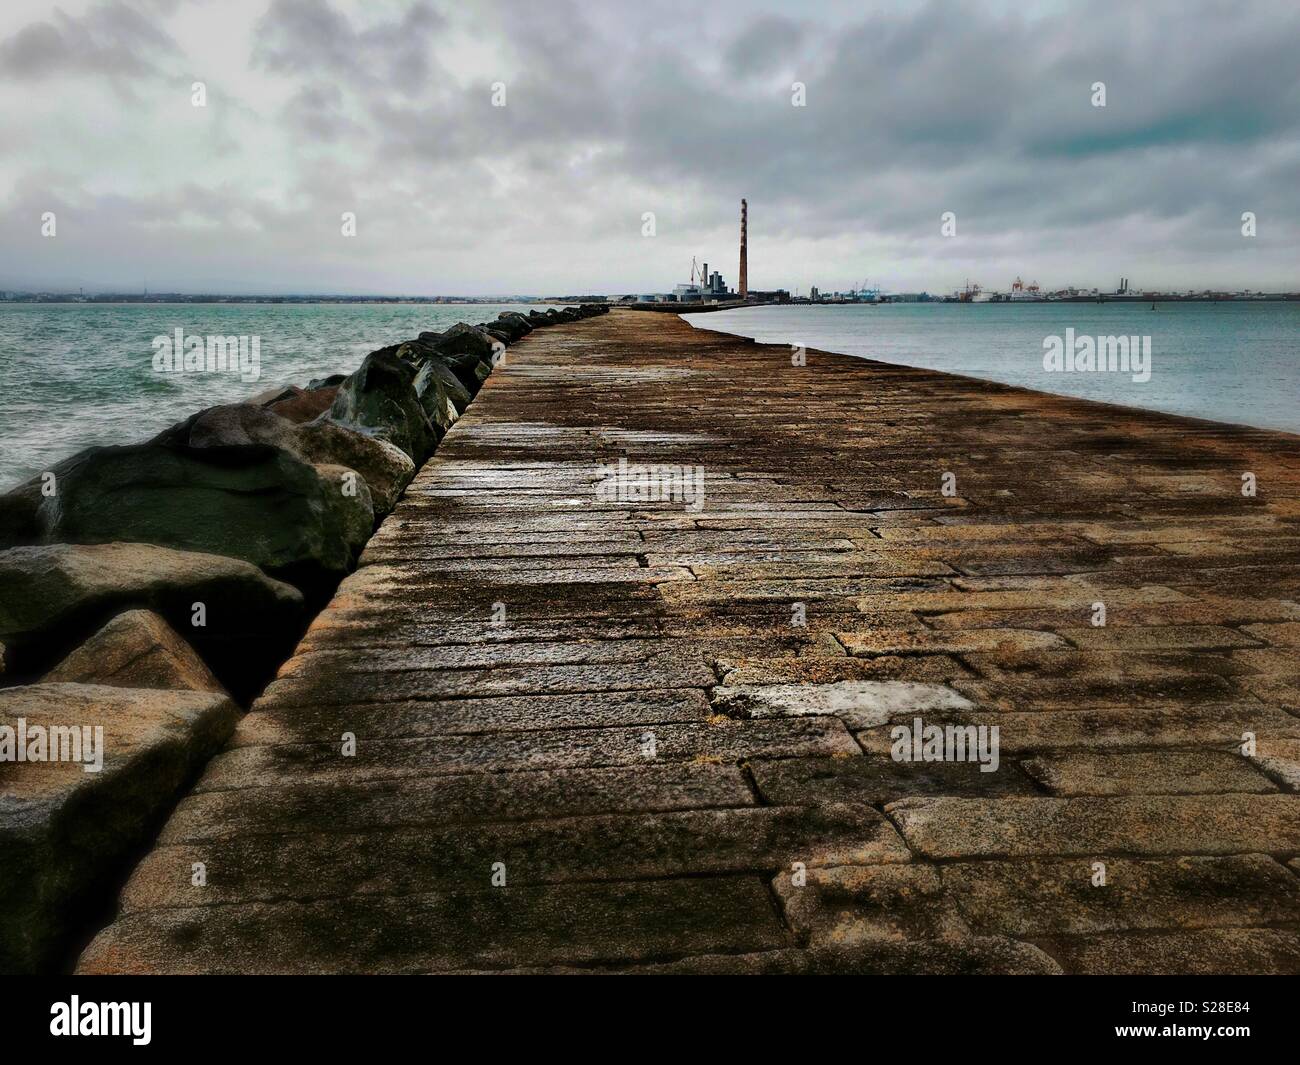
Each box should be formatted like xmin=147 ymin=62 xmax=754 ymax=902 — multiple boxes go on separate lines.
xmin=2 ymin=301 xmax=1296 ymax=491
xmin=688 ymin=301 xmax=1300 ymax=436
xmin=0 ymin=303 xmax=552 ymax=489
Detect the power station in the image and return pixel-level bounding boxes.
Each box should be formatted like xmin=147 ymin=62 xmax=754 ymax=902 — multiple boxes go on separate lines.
xmin=664 ymin=200 xmax=754 ymax=304
xmin=630 ymin=199 xmax=789 ymax=305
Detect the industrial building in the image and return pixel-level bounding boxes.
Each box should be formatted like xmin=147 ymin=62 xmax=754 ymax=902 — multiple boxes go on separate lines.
xmin=665 ymin=201 xmax=751 ymax=302
xmin=673 ymin=259 xmax=731 ymax=302
xmin=629 ymin=200 xmax=756 ymax=306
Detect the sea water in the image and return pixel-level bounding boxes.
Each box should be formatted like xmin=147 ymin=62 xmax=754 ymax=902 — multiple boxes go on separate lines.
xmin=0 ymin=302 xmax=551 ymax=489
xmin=687 ymin=301 xmax=1300 ymax=436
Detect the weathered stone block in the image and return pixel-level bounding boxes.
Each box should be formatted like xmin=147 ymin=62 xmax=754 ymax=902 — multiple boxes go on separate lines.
xmin=78 ymin=877 xmax=789 ymax=974
xmin=942 ymin=855 xmax=1300 ymax=937
xmin=711 ymin=679 xmax=971 ymax=729
xmin=886 ymin=795 xmax=1300 ymax=858
xmin=1022 ymin=749 xmax=1276 ymax=795
xmin=751 ymin=753 xmax=1039 ymax=806
xmin=773 ymin=864 xmax=969 ymax=945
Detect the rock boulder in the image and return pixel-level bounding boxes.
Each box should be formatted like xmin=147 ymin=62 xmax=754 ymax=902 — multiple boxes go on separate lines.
xmin=0 ymin=543 xmax=304 ymax=699
xmin=0 ymin=682 xmax=239 ymax=972
xmin=167 ymin=403 xmax=411 ymax=517
xmin=324 ymin=347 xmax=439 ymax=463
xmin=402 ymin=347 xmax=471 ymax=413
xmin=263 ymin=384 xmax=339 ymax=424
xmin=0 ymin=475 xmax=45 ymax=547
xmin=307 ymin=373 xmax=347 ymax=390
xmin=26 ymin=436 xmax=373 ymax=595
xmin=44 ymin=609 xmax=224 ymax=694
xmin=295 ymin=421 xmax=413 ymax=515
xmin=415 ymin=327 xmax=498 ymax=396
xmin=495 ymin=312 xmax=532 ymax=340
xmin=412 ymin=361 xmax=461 ymax=438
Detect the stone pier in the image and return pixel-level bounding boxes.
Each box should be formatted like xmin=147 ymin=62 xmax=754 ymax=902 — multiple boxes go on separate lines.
xmin=79 ymin=309 xmax=1300 ymax=974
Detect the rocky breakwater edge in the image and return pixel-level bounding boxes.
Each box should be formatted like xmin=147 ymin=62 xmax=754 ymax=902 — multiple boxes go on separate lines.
xmin=0 ymin=303 xmax=610 ymax=972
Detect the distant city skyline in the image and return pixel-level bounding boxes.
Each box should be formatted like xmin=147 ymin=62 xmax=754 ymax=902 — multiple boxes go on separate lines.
xmin=1 ymin=0 xmax=1297 ymax=296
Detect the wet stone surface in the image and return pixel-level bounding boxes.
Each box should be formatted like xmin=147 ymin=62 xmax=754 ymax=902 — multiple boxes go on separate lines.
xmin=80 ymin=310 xmax=1300 ymax=974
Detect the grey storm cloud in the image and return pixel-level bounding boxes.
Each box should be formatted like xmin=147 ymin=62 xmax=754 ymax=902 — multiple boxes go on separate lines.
xmin=724 ymin=16 xmax=807 ymax=80
xmin=0 ymin=0 xmax=1296 ymax=295
xmin=252 ymin=0 xmax=445 ymax=94
xmin=0 ymin=0 xmax=177 ymax=81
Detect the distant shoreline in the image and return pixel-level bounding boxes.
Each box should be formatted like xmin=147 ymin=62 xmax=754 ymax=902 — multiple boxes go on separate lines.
xmin=0 ymin=297 xmax=588 ymax=306
xmin=6 ymin=294 xmax=1298 ymax=307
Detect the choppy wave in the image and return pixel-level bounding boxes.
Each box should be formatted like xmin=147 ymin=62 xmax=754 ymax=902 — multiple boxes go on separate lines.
xmin=0 ymin=302 xmax=550 ymax=489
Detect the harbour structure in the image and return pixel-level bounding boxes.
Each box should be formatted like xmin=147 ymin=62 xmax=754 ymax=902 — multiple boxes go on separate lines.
xmin=1009 ymin=276 xmax=1044 ymax=301
xmin=954 ymin=280 xmax=996 ymax=302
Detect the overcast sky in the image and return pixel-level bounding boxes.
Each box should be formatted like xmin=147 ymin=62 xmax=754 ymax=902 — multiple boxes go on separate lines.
xmin=1 ymin=0 xmax=1297 ymax=296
